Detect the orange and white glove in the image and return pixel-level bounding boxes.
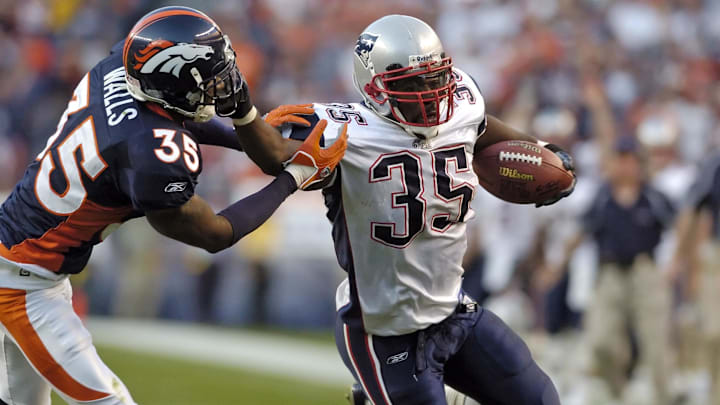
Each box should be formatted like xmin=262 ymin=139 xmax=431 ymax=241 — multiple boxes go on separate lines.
xmin=283 ymin=120 xmax=348 ymax=190
xmin=264 ymin=104 xmax=315 ymax=127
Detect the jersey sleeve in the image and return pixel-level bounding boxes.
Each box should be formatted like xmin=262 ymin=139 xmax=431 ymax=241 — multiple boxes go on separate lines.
xmin=184 ymin=117 xmax=243 ymax=151
xmin=120 ymin=130 xmax=201 ymax=211
xmin=451 ymin=68 xmax=487 ymax=139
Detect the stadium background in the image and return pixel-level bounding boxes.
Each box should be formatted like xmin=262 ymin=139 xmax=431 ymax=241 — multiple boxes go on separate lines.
xmin=0 ymin=0 xmax=719 ymax=404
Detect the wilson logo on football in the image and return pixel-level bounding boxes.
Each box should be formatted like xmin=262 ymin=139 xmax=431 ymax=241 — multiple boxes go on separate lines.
xmin=134 ymin=40 xmax=214 ymax=78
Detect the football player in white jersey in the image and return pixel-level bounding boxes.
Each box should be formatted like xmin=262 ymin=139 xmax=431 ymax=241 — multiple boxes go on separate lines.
xmin=275 ymin=15 xmax=573 ymax=405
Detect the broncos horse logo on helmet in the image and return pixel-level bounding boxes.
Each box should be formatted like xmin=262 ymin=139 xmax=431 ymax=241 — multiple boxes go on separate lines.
xmin=136 ymin=42 xmax=214 ymax=78
xmin=123 ymin=6 xmax=243 ymax=122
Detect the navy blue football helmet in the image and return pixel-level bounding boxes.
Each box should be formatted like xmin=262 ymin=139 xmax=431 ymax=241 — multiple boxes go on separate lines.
xmin=123 ymin=6 xmax=244 ymax=121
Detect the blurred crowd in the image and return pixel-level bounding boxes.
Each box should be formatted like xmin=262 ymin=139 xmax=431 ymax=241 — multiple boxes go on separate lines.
xmin=1 ymin=0 xmax=720 ymax=404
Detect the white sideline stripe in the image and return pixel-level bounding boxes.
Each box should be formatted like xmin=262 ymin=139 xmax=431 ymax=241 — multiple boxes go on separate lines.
xmin=85 ymin=317 xmax=353 ymax=387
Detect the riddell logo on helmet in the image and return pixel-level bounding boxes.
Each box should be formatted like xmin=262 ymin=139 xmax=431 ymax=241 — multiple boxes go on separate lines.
xmin=134 ymin=41 xmax=214 ymax=78
xmin=354 ymin=33 xmax=380 ymax=69
xmin=409 ymin=53 xmax=440 ymax=66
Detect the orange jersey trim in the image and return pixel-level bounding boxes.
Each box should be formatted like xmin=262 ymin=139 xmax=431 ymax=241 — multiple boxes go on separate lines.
xmin=0 ymin=288 xmax=110 ymax=401
xmin=0 ymin=201 xmax=132 ymax=272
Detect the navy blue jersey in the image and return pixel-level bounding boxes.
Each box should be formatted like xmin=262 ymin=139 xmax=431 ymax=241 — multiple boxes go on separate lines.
xmin=583 ymin=183 xmax=674 ymax=266
xmin=0 ymin=41 xmax=202 ymax=275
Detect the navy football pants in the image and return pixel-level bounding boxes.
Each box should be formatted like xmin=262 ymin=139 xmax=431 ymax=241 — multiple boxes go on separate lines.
xmin=335 ymin=306 xmax=560 ymax=405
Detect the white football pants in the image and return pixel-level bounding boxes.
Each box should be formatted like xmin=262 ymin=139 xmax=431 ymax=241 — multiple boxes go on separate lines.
xmin=0 ymin=262 xmax=136 ymax=405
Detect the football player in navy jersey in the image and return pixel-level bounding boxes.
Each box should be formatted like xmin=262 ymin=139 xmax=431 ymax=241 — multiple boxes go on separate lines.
xmin=272 ymin=15 xmax=572 ymax=405
xmin=0 ymin=6 xmax=346 ymax=405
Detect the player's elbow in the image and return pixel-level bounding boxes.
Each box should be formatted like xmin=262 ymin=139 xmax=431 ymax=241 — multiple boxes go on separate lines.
xmin=201 ymin=231 xmax=233 ymax=254
xmin=203 ymin=243 xmax=226 ymax=254
xmin=201 ymin=237 xmax=229 ymax=254
xmin=258 ymin=160 xmax=283 ymax=176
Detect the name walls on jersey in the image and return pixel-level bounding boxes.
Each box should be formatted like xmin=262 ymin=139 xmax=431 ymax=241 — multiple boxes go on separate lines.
xmin=104 ymin=67 xmax=138 ymax=126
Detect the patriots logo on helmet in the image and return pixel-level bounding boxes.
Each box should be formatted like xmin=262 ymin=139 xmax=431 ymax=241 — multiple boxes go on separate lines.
xmin=134 ymin=41 xmax=214 ymax=78
xmin=354 ymin=33 xmax=379 ymax=69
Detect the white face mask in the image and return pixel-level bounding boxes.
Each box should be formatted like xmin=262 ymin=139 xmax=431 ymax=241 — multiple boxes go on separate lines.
xmin=193 ymin=104 xmax=216 ymax=122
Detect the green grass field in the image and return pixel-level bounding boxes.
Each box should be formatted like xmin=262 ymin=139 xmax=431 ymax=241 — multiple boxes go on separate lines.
xmin=51 ymin=345 xmax=347 ymax=405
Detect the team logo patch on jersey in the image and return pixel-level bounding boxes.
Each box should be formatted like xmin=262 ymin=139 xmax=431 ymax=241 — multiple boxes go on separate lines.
xmin=354 ymin=33 xmax=379 ymax=69
xmin=135 ymin=41 xmax=214 ymax=78
xmin=164 ymin=182 xmax=188 ymax=193
xmin=386 ymin=351 xmax=409 ymax=365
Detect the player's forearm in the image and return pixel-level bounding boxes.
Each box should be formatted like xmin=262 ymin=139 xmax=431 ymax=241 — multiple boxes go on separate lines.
xmin=234 ymin=117 xmax=301 ymax=175
xmin=217 ymin=171 xmax=297 ymax=246
xmin=146 ymin=196 xmax=235 ymax=253
xmin=475 ymin=115 xmax=538 ymax=152
xmin=148 ymin=174 xmax=297 ymax=253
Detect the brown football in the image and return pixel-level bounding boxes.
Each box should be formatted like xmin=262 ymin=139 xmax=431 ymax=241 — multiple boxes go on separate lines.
xmin=473 ymin=140 xmax=574 ymax=204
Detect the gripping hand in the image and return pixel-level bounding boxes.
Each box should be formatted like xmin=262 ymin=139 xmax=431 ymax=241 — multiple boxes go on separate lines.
xmin=536 ymin=143 xmax=576 ymax=207
xmin=214 ymin=69 xmax=257 ymax=125
xmin=283 ymin=120 xmax=348 ymax=189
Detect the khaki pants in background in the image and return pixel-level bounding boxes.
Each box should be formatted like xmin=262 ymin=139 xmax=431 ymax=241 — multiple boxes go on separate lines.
xmin=583 ymin=255 xmax=671 ymax=405
xmin=699 ymin=241 xmax=720 ymax=405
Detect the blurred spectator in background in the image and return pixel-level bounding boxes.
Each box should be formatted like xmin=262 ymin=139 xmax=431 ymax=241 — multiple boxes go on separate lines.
xmin=549 ymin=137 xmax=675 ymax=404
xmin=669 ymin=153 xmax=720 ymax=405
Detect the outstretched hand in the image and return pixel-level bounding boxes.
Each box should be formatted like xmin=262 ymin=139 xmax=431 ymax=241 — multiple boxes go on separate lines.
xmin=283 ymin=120 xmax=348 ymax=190
xmin=264 ymin=104 xmax=315 ymax=127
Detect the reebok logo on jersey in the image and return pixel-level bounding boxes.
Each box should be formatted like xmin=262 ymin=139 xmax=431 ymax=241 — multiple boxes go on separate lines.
xmin=135 ymin=41 xmax=214 ymax=78
xmin=164 ymin=182 xmax=188 ymax=193
xmin=354 ymin=33 xmax=379 ymax=69
xmin=386 ymin=351 xmax=409 ymax=365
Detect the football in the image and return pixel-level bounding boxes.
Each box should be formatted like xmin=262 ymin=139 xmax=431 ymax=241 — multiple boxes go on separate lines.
xmin=473 ymin=140 xmax=574 ymax=204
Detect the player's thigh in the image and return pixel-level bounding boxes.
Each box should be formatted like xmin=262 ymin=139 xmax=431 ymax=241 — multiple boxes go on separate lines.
xmin=335 ymin=314 xmax=445 ymax=405
xmin=444 ymin=309 xmax=560 ymax=405
xmin=0 ymin=330 xmax=52 ymax=405
xmin=0 ymin=281 xmax=135 ymax=405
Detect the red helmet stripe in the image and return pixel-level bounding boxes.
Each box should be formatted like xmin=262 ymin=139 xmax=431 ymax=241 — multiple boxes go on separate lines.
xmin=132 ymin=39 xmax=174 ymax=70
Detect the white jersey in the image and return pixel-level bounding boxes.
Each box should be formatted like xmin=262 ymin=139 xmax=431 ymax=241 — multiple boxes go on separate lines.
xmin=289 ymin=69 xmax=486 ymax=335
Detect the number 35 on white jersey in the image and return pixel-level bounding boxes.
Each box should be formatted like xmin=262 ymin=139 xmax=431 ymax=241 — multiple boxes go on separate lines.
xmin=308 ymin=69 xmax=486 ymax=336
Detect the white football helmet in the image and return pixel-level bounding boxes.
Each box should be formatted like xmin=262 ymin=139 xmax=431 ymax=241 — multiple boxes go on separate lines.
xmin=352 ymin=15 xmax=456 ymax=139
